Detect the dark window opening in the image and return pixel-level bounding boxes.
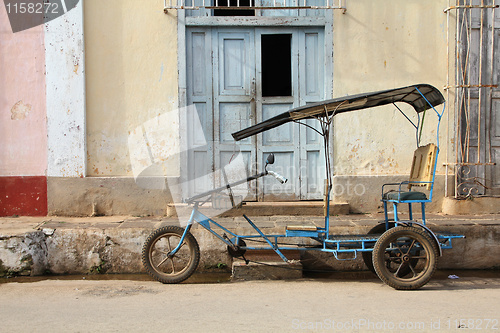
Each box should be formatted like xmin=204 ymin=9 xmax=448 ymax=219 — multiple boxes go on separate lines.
xmin=261 ymin=34 xmax=292 ymax=97
xmin=213 ymin=0 xmax=255 ymax=16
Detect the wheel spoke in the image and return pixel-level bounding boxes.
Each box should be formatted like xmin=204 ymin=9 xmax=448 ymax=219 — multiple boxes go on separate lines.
xmin=170 ymin=258 xmax=175 ymax=274
xmin=167 ymin=236 xmax=172 ymax=252
xmin=405 ymin=239 xmax=417 ymax=254
xmin=412 ymin=255 xmax=427 ymax=259
xmin=166 ymin=236 xmax=181 ymax=274
xmin=408 ymin=261 xmax=417 ymax=277
xmin=393 ymin=261 xmax=405 ymax=277
xmin=155 ymin=255 xmax=171 ymax=268
xmin=394 ymin=242 xmax=404 ymax=255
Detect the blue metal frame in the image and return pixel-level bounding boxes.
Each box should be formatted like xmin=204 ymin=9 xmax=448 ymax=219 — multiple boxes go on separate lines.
xmin=181 ymin=202 xmax=463 ymax=263
xmin=381 ymin=88 xmax=446 ymax=227
xmin=172 ymin=86 xmax=464 ymax=264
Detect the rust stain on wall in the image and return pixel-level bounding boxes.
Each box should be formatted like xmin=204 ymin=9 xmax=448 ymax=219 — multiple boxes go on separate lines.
xmin=10 ymin=100 xmax=32 ymax=120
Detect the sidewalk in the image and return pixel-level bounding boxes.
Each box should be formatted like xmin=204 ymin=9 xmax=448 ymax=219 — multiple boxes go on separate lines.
xmin=2 ymin=212 xmax=499 ymax=233
xmin=1 ymin=213 xmax=499 ymax=277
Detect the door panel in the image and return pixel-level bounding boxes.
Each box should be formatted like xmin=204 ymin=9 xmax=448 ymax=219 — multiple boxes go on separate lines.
xmin=260 ymin=102 xmax=300 ymax=200
xmin=219 ymin=103 xmax=252 ymax=144
xmin=186 ymin=30 xmax=213 ymax=196
xmin=191 ymin=32 xmax=209 ymax=96
xmin=304 ymin=33 xmax=320 ymax=96
xmin=214 ymin=30 xmax=257 ymax=200
xmin=262 ymin=104 xmax=294 ymax=145
xmin=299 ymin=29 xmax=325 ymax=199
xmin=219 ymin=35 xmax=251 ymax=96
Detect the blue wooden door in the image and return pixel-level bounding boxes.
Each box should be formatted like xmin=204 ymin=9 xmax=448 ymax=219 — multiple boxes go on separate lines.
xmin=186 ymin=27 xmax=325 ymax=200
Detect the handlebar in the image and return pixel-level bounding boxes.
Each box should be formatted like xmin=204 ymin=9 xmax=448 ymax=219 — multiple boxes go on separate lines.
xmin=185 ymin=169 xmax=287 ymax=203
xmin=268 ymin=170 xmax=288 ymax=184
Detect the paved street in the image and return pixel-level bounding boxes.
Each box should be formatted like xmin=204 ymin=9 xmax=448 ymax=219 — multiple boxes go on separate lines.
xmin=1 ymin=271 xmax=499 ymax=333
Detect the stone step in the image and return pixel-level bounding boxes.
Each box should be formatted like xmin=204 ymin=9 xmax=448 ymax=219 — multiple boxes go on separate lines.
xmin=167 ymin=201 xmax=349 ymax=217
xmin=231 ymin=249 xmax=302 ymax=281
xmin=231 ymin=261 xmax=303 ymax=281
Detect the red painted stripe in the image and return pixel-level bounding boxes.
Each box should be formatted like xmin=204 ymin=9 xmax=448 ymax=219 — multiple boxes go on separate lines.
xmin=0 ymin=176 xmax=47 ymax=216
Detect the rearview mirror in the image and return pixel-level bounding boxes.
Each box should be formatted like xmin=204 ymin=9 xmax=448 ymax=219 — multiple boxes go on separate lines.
xmin=266 ymin=153 xmax=275 ymax=165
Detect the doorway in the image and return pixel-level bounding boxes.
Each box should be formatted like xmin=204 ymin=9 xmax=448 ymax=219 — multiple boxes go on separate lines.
xmin=185 ymin=27 xmax=326 ymax=201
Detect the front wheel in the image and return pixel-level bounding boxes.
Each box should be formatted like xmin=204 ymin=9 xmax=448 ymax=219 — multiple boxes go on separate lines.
xmin=373 ymin=226 xmax=438 ymax=290
xmin=142 ymin=226 xmax=200 ymax=284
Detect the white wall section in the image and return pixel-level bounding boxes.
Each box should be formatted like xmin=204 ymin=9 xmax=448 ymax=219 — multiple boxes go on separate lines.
xmin=45 ymin=0 xmax=86 ymax=177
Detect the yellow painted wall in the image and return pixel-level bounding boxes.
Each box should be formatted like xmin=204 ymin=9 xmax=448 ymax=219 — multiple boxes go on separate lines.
xmin=332 ymin=0 xmax=450 ymax=176
xmin=84 ymin=0 xmax=179 ymax=177
xmin=84 ymin=0 xmax=453 ymax=179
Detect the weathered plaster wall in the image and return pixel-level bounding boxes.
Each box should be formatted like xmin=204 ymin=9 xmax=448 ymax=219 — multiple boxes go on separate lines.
xmin=332 ymin=0 xmax=448 ymax=175
xmin=46 ymin=1 xmax=86 ymax=178
xmin=0 ymin=6 xmax=48 ymax=216
xmin=0 ymin=9 xmax=47 ymax=176
xmin=84 ymin=0 xmax=179 ymax=178
xmin=331 ymin=0 xmax=450 ymax=212
xmin=48 ymin=1 xmax=179 ymax=216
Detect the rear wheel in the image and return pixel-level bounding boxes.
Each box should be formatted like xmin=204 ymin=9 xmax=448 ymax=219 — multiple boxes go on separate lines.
xmin=373 ymin=226 xmax=438 ymax=290
xmin=142 ymin=226 xmax=200 ymax=284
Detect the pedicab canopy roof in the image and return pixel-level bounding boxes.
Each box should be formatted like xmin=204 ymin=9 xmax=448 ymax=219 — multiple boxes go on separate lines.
xmin=231 ymin=84 xmax=444 ymax=141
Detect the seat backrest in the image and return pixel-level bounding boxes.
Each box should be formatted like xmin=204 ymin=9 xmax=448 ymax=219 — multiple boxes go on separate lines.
xmin=408 ymin=143 xmax=438 ymax=191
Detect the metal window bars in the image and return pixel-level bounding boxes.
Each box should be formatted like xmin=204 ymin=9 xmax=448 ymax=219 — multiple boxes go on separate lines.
xmin=163 ymin=0 xmax=346 ymax=12
xmin=445 ymin=0 xmax=499 ymax=198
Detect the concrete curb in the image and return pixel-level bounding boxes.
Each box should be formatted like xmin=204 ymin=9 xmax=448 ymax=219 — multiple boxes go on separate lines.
xmin=1 ymin=214 xmax=499 ymax=278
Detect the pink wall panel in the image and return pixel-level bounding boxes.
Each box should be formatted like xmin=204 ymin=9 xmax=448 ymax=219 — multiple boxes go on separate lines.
xmin=0 ymin=6 xmax=47 ymax=177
